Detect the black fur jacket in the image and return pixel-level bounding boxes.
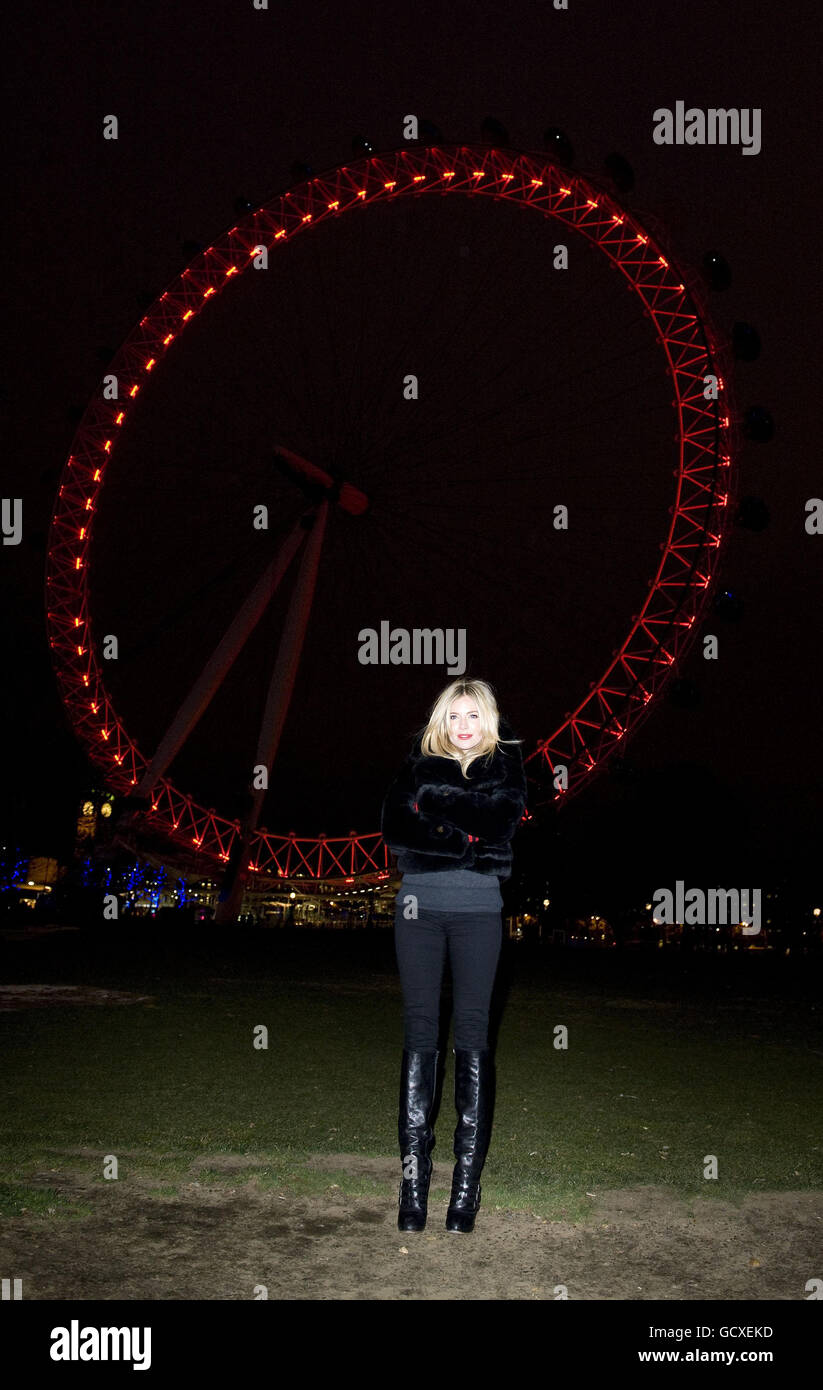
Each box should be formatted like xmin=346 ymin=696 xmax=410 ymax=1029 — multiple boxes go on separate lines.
xmin=380 ymin=718 xmax=528 ymax=882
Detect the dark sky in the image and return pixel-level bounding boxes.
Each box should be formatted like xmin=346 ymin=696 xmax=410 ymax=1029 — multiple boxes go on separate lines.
xmin=3 ymin=0 xmax=820 ymax=876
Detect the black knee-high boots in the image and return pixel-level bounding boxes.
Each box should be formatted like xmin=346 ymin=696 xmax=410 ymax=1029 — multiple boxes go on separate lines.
xmin=397 ymin=1048 xmax=439 ymax=1232
xmin=397 ymin=1046 xmax=495 ymax=1234
xmin=446 ymin=1046 xmax=494 ymax=1234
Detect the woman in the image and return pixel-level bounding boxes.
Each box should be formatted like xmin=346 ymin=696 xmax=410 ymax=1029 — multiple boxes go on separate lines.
xmin=380 ymin=678 xmax=527 ymax=1234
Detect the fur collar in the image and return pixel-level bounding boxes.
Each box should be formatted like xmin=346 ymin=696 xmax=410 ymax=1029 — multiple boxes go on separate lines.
xmin=409 ymin=717 xmax=521 ymax=787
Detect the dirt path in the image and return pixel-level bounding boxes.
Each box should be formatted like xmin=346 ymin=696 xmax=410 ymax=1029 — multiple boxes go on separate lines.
xmin=2 ymin=1156 xmax=820 ymax=1300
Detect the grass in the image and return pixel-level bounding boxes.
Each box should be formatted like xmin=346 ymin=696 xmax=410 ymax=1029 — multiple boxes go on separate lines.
xmin=0 ymin=1180 xmax=92 ymax=1220
xmin=0 ymin=926 xmax=821 ymax=1222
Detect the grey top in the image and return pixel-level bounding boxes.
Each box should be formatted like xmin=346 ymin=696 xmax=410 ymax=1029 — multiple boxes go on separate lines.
xmin=399 ymin=868 xmax=503 ymax=913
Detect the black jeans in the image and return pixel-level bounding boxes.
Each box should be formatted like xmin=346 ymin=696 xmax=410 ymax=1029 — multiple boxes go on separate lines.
xmin=393 ymin=900 xmax=503 ymax=1051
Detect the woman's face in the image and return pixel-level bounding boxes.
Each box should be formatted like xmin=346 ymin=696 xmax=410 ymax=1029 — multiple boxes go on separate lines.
xmin=446 ymin=696 xmax=483 ymax=751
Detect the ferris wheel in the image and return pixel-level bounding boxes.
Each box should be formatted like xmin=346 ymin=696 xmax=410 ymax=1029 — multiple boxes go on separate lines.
xmin=46 ymin=142 xmax=739 ymax=913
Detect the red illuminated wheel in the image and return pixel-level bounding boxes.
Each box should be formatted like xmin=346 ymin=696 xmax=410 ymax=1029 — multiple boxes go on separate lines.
xmin=46 ymin=143 xmax=739 ymax=883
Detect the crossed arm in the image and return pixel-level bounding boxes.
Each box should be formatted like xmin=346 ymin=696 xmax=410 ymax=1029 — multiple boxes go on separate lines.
xmin=416 ymin=777 xmax=526 ymax=842
xmin=380 ymin=759 xmax=469 ymax=857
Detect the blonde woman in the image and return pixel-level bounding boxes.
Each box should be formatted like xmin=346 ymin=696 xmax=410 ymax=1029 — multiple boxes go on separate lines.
xmin=380 ymin=679 xmax=527 ymax=1233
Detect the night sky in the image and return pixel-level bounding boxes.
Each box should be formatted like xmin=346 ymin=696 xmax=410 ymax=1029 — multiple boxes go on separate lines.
xmin=3 ymin=0 xmax=820 ymax=886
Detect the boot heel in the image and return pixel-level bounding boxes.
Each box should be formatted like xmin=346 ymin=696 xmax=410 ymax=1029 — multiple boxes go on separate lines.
xmin=398 ymin=1159 xmax=433 ymax=1232
xmin=445 ymin=1177 xmax=482 ymax=1233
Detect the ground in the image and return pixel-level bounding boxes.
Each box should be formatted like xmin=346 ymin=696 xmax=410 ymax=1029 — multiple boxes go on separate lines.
xmin=2 ymin=943 xmax=821 ymax=1302
xmin=3 ymin=1152 xmax=820 ymax=1300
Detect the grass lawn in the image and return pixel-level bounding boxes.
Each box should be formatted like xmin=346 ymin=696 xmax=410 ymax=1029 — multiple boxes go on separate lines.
xmin=1 ymin=925 xmax=821 ymax=1222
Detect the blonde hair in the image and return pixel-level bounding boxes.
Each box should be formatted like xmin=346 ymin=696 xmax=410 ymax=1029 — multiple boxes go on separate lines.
xmin=419 ymin=679 xmax=521 ymax=778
